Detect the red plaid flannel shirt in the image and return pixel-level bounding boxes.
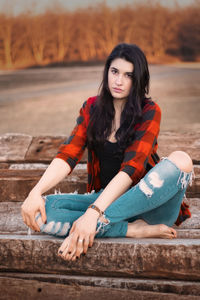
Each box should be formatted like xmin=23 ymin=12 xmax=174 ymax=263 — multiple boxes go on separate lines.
xmin=56 ymin=96 xmax=191 ymax=226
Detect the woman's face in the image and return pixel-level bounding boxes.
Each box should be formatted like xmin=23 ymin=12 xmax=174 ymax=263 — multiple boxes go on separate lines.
xmin=108 ymin=58 xmax=133 ymax=100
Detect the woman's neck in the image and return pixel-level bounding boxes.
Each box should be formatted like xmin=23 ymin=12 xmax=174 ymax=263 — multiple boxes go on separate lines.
xmin=107 ymin=98 xmax=127 ymax=143
xmin=113 ymin=98 xmax=127 ymax=112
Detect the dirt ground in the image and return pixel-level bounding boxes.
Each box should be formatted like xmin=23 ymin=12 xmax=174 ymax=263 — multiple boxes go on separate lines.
xmin=0 ymin=63 xmax=199 ymax=136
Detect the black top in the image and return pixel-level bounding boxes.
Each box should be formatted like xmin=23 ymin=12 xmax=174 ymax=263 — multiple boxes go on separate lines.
xmin=96 ymin=141 xmax=124 ymax=188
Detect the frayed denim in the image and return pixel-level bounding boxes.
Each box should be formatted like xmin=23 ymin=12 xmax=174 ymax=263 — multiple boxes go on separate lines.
xmin=36 ymin=158 xmax=192 ymax=238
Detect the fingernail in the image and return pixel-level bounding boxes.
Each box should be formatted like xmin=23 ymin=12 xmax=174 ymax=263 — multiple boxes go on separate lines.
xmin=68 ymin=251 xmax=71 ymax=255
xmin=59 ymin=250 xmax=63 ymax=254
xmin=82 ymin=253 xmax=86 ymax=256
xmin=45 ymin=220 xmax=47 ymax=224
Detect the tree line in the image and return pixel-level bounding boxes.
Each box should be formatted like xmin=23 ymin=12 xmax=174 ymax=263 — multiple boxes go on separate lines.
xmin=0 ymin=1 xmax=199 ymax=69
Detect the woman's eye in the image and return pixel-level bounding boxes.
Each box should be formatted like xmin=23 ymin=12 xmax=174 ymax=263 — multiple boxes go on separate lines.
xmin=126 ymin=73 xmax=133 ymax=78
xmin=111 ymin=69 xmax=118 ymax=74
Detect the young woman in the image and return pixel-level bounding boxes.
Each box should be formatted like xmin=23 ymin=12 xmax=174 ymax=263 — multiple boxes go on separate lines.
xmin=21 ymin=43 xmax=193 ymax=262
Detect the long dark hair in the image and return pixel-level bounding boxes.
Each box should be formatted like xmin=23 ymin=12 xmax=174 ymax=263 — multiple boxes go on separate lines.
xmin=87 ymin=43 xmax=150 ymax=153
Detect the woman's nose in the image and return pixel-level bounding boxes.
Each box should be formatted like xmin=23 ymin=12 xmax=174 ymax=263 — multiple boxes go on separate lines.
xmin=115 ymin=75 xmax=123 ymax=85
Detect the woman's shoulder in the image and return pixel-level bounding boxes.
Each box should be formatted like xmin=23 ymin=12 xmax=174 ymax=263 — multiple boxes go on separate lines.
xmin=83 ymin=96 xmax=98 ymax=108
xmin=80 ymin=96 xmax=98 ymax=119
xmin=142 ymin=98 xmax=161 ymax=114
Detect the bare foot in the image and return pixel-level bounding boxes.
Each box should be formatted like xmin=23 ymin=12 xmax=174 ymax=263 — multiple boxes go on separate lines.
xmin=126 ymin=219 xmax=177 ymax=239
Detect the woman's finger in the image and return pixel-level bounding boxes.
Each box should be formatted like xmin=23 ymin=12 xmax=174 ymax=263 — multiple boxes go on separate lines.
xmin=75 ymin=236 xmax=84 ymax=258
xmin=24 ymin=215 xmax=34 ymax=231
xmin=29 ymin=213 xmax=41 ymax=232
xmin=21 ymin=210 xmax=28 ymax=227
xmin=66 ymin=233 xmax=78 ymax=259
xmin=62 ymin=233 xmax=78 ymax=261
xmin=40 ymin=204 xmax=47 ymax=224
xmin=69 ymin=222 xmax=75 ymax=235
xmin=62 ymin=238 xmax=76 ymax=260
xmin=71 ymin=254 xmax=78 ymax=261
xmin=83 ymin=237 xmax=90 ymax=254
xmin=89 ymin=233 xmax=95 ymax=248
xmin=58 ymin=234 xmax=72 ymax=255
xmin=21 ymin=209 xmax=31 ymax=229
xmin=22 ymin=205 xmax=40 ymax=232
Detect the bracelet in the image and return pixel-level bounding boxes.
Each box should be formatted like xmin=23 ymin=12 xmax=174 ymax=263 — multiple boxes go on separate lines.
xmin=88 ymin=204 xmax=104 ymax=217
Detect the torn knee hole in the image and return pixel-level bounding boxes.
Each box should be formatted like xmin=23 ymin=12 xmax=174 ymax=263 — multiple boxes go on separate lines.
xmin=148 ymin=172 xmax=164 ymax=188
xmin=139 ymin=172 xmax=164 ymax=197
xmin=139 ymin=180 xmax=153 ymax=197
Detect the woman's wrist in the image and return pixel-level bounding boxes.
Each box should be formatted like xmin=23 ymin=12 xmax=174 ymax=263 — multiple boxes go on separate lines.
xmin=29 ymin=186 xmax=43 ymax=196
xmin=88 ymin=204 xmax=104 ymax=217
xmin=86 ymin=207 xmax=100 ymax=219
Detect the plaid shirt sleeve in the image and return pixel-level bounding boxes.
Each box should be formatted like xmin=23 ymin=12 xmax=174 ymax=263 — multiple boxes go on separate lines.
xmin=120 ymin=99 xmax=161 ymax=184
xmin=55 ymin=100 xmax=90 ymax=173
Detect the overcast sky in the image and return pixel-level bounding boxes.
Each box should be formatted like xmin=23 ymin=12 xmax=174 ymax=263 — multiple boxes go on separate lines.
xmin=0 ymin=0 xmax=196 ymax=15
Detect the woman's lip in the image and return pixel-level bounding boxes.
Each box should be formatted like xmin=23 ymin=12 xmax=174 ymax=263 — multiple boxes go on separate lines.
xmin=113 ymin=87 xmax=123 ymax=92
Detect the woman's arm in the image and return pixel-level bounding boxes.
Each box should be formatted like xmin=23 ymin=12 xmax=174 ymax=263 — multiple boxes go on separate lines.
xmin=91 ymin=171 xmax=132 ymax=212
xmin=21 ymin=98 xmax=92 ymax=231
xmin=30 ymin=158 xmax=71 ymax=195
xmin=21 ymin=158 xmax=71 ymax=231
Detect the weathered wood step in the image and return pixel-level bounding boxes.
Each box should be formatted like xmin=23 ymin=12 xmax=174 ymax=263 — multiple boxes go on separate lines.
xmin=0 ymin=200 xmax=199 ymax=235
xmin=0 ymin=166 xmax=199 ymax=202
xmin=0 ymin=168 xmax=88 ymax=202
xmin=0 ymin=134 xmax=88 ymax=164
xmin=157 ymin=131 xmax=200 ymax=164
xmin=0 ymin=273 xmax=200 ymax=299
xmin=0 ymin=235 xmax=200 ymax=281
xmin=0 ymin=132 xmax=200 ymax=164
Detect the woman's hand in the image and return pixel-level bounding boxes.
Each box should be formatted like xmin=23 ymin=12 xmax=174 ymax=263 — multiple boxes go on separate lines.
xmin=21 ymin=190 xmax=47 ymax=232
xmin=58 ymin=209 xmax=99 ymax=261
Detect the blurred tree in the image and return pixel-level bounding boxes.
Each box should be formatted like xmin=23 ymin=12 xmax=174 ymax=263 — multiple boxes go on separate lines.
xmin=94 ymin=4 xmax=121 ymax=58
xmin=177 ymin=4 xmax=200 ymax=60
xmin=55 ymin=13 xmax=73 ymax=62
xmin=27 ymin=14 xmax=49 ymax=64
xmin=12 ymin=15 xmax=32 ymax=66
xmin=70 ymin=10 xmax=97 ymax=61
xmin=0 ymin=15 xmax=13 ymax=67
xmin=151 ymin=5 xmax=173 ymax=57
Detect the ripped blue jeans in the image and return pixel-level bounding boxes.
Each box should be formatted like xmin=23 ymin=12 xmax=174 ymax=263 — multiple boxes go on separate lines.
xmin=36 ymin=158 xmax=192 ymax=238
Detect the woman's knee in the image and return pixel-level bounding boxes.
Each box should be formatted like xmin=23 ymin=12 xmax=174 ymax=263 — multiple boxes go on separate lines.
xmin=168 ymin=151 xmax=193 ymax=173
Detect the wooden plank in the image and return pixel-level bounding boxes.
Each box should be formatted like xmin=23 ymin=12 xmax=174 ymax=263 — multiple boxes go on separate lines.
xmin=187 ymin=175 xmax=200 ymax=198
xmin=1 ymin=277 xmax=199 ymax=300
xmin=0 ymin=163 xmax=10 ymax=169
xmin=157 ymin=131 xmax=200 ymax=164
xmin=0 ymin=133 xmax=32 ymax=162
xmin=25 ymin=136 xmax=88 ymax=163
xmin=0 ymin=235 xmax=200 ymax=280
xmin=1 ymin=273 xmax=200 ymax=296
xmin=175 ymin=229 xmax=200 ymax=238
xmin=25 ymin=136 xmax=66 ymax=163
xmin=0 ymin=274 xmax=199 ymax=299
xmin=0 ymin=169 xmax=87 ymax=202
